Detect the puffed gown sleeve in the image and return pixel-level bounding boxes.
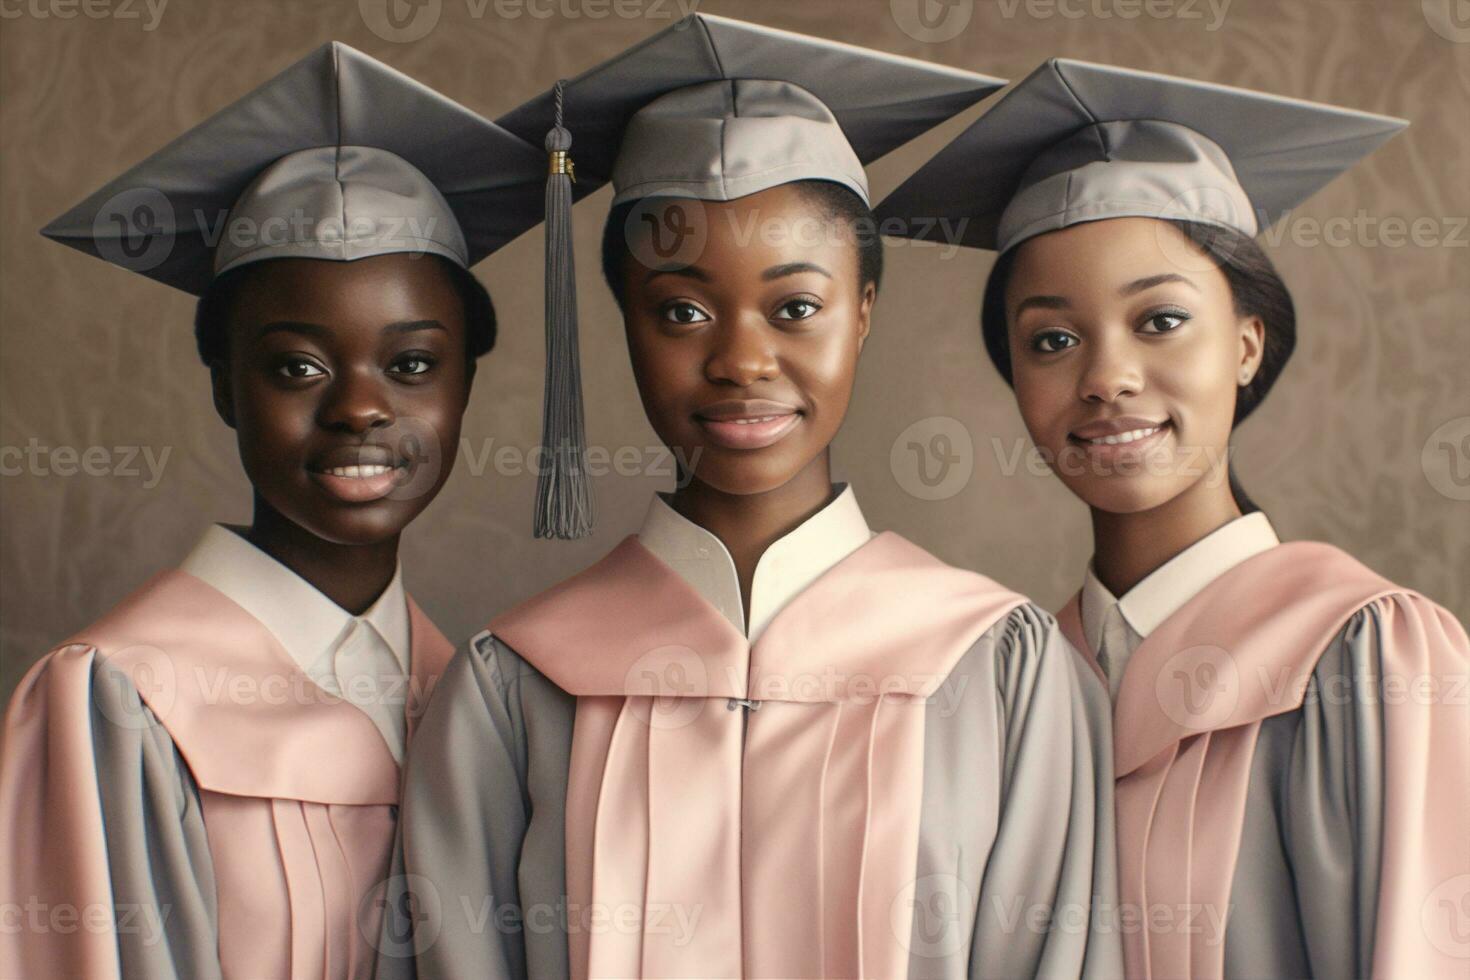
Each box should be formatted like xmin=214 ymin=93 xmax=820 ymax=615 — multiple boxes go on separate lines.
xmin=1 ymin=647 xmax=219 ymax=980
xmin=1226 ymin=594 xmax=1470 ymax=978
xmin=377 ymin=631 xmax=574 ymax=980
xmin=965 ymin=605 xmax=1123 ymax=980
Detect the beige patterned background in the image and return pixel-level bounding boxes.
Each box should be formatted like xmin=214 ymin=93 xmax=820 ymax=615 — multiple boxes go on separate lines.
xmin=3 ymin=0 xmax=1468 ymax=701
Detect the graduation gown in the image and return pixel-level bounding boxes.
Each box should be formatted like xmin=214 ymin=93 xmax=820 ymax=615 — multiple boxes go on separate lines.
xmin=0 ymin=557 xmax=454 ymax=980
xmin=1056 ymin=524 xmax=1470 ymax=979
xmin=388 ymin=488 xmax=1120 ymax=979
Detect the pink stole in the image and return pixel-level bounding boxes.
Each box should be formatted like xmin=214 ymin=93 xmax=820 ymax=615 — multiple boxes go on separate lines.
xmin=492 ymin=530 xmax=1028 ymax=979
xmin=1056 ymin=541 xmax=1470 ymax=979
xmin=0 ymin=569 xmax=454 ymax=980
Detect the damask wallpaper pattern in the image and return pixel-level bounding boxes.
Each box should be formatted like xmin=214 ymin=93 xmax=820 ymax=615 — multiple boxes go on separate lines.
xmin=2 ymin=0 xmax=1466 ymax=699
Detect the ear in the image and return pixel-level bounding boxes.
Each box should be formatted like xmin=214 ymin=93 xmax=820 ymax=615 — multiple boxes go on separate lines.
xmin=1237 ymin=314 xmax=1266 ymax=386
xmin=855 ymin=281 xmax=876 ymax=353
xmin=209 ymin=360 xmax=238 ymax=430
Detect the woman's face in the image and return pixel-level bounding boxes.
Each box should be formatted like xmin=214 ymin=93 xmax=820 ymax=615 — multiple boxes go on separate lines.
xmin=618 ymin=183 xmax=875 ymax=497
xmin=1005 ymin=217 xmax=1264 ymax=515
xmin=213 ymin=253 xmax=474 ymax=545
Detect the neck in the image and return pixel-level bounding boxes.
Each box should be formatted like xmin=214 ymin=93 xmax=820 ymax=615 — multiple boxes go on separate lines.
xmin=1089 ymin=474 xmax=1242 ymax=598
xmin=244 ymin=497 xmax=401 ymax=615
xmin=669 ymin=451 xmax=837 ymax=624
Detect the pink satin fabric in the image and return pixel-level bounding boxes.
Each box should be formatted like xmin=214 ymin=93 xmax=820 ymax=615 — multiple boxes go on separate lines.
xmin=0 ymin=569 xmax=453 ymax=980
xmin=1057 ymin=541 xmax=1470 ymax=979
xmin=492 ymin=530 xmax=1027 ymax=979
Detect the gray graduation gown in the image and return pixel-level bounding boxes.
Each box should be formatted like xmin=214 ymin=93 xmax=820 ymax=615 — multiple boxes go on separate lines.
xmin=1056 ymin=541 xmax=1470 ymax=979
xmin=0 ymin=569 xmax=454 ymax=980
xmin=383 ymin=533 xmax=1121 ymax=979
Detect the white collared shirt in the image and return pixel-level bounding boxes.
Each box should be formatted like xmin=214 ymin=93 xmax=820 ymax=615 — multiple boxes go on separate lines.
xmin=1080 ymin=511 xmax=1280 ymax=701
xmin=636 ymin=483 xmax=875 ymax=645
xmin=179 ymin=524 xmax=413 ymax=762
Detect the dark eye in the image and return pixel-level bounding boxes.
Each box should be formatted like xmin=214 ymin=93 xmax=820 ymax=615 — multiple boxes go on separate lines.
xmin=277 ymin=358 xmax=325 ymax=379
xmin=772 ymin=298 xmax=822 ymax=321
xmin=1032 ymin=330 xmax=1079 ymax=354
xmin=390 ymin=354 xmax=435 ymax=376
xmin=661 ymin=301 xmax=710 ymax=325
xmin=1140 ymin=310 xmax=1190 ymax=334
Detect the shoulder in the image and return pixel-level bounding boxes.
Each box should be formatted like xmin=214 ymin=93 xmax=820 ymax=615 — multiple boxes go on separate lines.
xmin=466 ymin=629 xmax=539 ymax=682
xmin=4 ymin=642 xmax=191 ymax=802
xmin=9 ymin=638 xmax=161 ymax=720
xmin=450 ymin=628 xmax=561 ymax=704
xmin=950 ymin=600 xmax=1083 ymax=680
xmin=1312 ymin=589 xmax=1468 ymax=679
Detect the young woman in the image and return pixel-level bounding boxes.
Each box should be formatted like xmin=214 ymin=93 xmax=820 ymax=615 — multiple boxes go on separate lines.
xmin=0 ymin=43 xmax=546 ymax=980
xmin=879 ymin=58 xmax=1469 ymax=978
xmin=388 ymin=15 xmax=1120 ymax=980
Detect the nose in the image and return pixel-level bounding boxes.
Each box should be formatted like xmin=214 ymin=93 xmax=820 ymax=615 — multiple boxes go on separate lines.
xmin=705 ymin=317 xmax=780 ymax=387
xmin=1076 ymin=335 xmax=1144 ymax=404
xmin=317 ymin=368 xmax=394 ymax=434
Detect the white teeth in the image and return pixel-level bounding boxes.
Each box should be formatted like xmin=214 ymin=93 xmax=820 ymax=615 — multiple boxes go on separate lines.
xmin=727 ymin=416 xmax=784 ymax=425
xmin=1087 ymin=425 xmax=1160 ymax=446
xmin=324 ymin=464 xmax=393 ymax=478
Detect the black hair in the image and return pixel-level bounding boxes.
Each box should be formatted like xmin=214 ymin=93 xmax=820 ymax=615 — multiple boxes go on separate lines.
xmin=193 ymin=253 xmax=497 ymax=368
xmin=980 ymin=220 xmax=1297 ymax=513
xmin=599 ymin=179 xmax=884 ymax=309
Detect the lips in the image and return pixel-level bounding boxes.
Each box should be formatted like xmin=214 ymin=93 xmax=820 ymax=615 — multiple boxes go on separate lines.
xmin=1070 ymin=416 xmax=1170 ymax=443
xmin=695 ymin=399 xmax=803 ymax=451
xmin=307 ymin=444 xmax=409 ymax=504
xmin=1067 ymin=416 xmax=1173 ymax=461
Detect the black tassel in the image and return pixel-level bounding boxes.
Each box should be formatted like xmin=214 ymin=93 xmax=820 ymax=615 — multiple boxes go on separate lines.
xmin=534 ymin=80 xmax=594 ymax=539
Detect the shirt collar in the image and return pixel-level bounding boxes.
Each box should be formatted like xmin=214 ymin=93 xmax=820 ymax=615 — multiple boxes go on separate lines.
xmin=1080 ymin=511 xmax=1280 ymax=650
xmin=636 ymin=483 xmax=875 ymax=644
xmin=178 ymin=524 xmax=411 ymax=678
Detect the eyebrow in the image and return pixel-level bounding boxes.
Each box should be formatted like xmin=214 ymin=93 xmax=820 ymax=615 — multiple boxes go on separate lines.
xmin=255 ymin=319 xmax=446 ymax=340
xmin=257 ymin=320 xmax=329 ymax=340
xmin=1011 ymin=295 xmax=1071 ymax=318
xmin=1120 ymin=273 xmax=1199 ymax=296
xmin=762 ymin=261 xmax=831 ymax=282
xmin=1011 ymin=272 xmax=1201 ymax=319
xmin=644 ymin=264 xmax=712 ymax=284
xmin=385 ymin=319 xmax=447 ymax=335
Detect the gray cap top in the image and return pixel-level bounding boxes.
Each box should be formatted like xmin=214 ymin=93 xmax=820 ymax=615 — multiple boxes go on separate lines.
xmin=43 ymin=41 xmax=547 ymax=295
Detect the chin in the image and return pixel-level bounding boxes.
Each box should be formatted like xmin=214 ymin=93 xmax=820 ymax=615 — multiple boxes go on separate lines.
xmin=686 ymin=449 xmax=811 ymax=498
xmin=284 ymin=503 xmax=414 ymax=548
xmin=1066 ymin=477 xmax=1186 ymax=516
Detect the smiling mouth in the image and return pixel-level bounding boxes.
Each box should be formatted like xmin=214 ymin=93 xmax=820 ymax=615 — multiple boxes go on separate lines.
xmin=695 ymin=406 xmax=804 ymax=451
xmin=314 ymin=463 xmax=403 ymax=479
xmin=1080 ymin=424 xmax=1164 ymax=446
xmin=1067 ymin=419 xmax=1173 ymax=458
xmin=307 ymin=452 xmax=411 ymax=504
